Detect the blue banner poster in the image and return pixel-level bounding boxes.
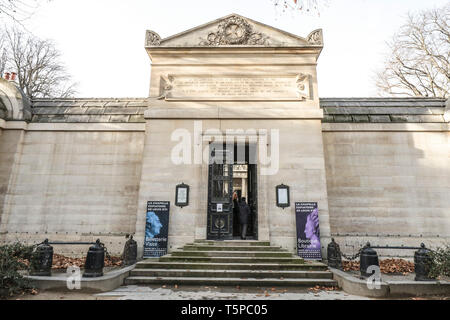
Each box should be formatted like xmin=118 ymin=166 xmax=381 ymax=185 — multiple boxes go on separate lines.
xmin=295 ymin=202 xmax=322 ymax=260
xmin=143 ymin=201 xmax=170 ymax=258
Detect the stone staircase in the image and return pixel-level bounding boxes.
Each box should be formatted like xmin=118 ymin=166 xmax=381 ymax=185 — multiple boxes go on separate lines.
xmin=125 ymin=240 xmax=337 ymax=287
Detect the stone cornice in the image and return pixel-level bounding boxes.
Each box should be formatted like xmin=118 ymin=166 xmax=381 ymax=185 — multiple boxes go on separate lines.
xmin=144 ymin=103 xmax=323 ymax=120
xmin=0 ymin=121 xmax=145 ymax=131
xmin=322 ymin=123 xmax=449 ymax=132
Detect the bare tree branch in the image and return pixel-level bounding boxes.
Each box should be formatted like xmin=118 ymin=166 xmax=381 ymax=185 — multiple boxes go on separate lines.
xmin=0 ymin=0 xmax=51 ymax=26
xmin=376 ymin=4 xmax=449 ymax=98
xmin=271 ymin=0 xmax=329 ymax=16
xmin=1 ymin=26 xmax=77 ymax=99
xmin=0 ymin=32 xmax=7 ymax=76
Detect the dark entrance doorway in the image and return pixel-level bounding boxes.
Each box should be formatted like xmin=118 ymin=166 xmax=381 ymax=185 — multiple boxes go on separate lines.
xmin=207 ymin=142 xmax=258 ymax=240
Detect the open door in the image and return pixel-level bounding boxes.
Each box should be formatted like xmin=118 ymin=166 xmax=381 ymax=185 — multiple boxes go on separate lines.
xmin=248 ymin=163 xmax=258 ymax=239
xmin=207 ymin=143 xmax=234 ymax=240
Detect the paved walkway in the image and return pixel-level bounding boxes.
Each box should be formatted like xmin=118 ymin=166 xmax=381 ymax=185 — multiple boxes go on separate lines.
xmin=13 ymin=285 xmax=448 ymax=300
xmin=96 ymin=285 xmax=371 ymax=300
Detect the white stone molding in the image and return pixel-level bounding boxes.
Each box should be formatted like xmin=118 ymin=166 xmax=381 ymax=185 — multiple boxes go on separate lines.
xmin=1 ymin=121 xmax=145 ymax=131
xmin=145 ymin=30 xmax=161 ymax=46
xmin=307 ymin=29 xmax=323 ymax=46
xmin=322 ymin=123 xmax=450 ymax=132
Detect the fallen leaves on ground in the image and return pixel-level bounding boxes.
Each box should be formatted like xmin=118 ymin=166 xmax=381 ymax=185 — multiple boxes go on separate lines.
xmin=342 ymin=260 xmax=359 ymax=272
xmin=52 ymin=254 xmax=84 ymax=269
xmin=51 ymin=253 xmax=122 ymax=269
xmin=104 ymin=256 xmax=122 ymax=267
xmin=380 ymin=258 xmax=414 ymax=274
xmin=342 ymin=258 xmax=415 ymax=274
xmin=308 ymin=285 xmax=339 ymax=292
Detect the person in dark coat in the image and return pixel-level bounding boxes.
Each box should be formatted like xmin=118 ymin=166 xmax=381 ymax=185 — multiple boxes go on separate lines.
xmin=232 ymin=192 xmax=240 ymax=236
xmin=238 ymin=197 xmax=250 ymax=240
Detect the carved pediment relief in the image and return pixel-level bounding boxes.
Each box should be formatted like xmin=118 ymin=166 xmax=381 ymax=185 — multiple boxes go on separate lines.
xmin=307 ymin=29 xmax=323 ymax=46
xmin=295 ymin=73 xmax=311 ymax=100
xmin=198 ymin=15 xmax=270 ymax=46
xmin=145 ymin=14 xmax=323 ymax=48
xmin=146 ymin=30 xmax=161 ymax=46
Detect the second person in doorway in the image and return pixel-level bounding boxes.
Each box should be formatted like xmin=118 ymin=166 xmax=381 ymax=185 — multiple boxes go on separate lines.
xmin=238 ymin=197 xmax=250 ymax=240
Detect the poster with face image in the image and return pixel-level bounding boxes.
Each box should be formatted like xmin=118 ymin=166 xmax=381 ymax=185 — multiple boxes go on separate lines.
xmin=143 ymin=201 xmax=170 ymax=258
xmin=295 ymin=202 xmax=322 ymax=260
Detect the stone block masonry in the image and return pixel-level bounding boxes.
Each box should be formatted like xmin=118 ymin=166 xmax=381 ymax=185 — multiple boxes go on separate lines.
xmin=1 ymin=15 xmax=449 ymax=260
xmin=0 ymin=129 xmax=145 ymax=255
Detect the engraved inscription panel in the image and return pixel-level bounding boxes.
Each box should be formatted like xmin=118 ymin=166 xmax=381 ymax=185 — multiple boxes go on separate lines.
xmin=162 ymin=74 xmax=310 ymax=100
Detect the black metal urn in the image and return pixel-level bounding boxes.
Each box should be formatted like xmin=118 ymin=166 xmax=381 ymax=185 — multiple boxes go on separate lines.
xmin=30 ymin=239 xmax=53 ymax=276
xmin=122 ymin=235 xmax=137 ymax=266
xmin=83 ymin=239 xmax=105 ymax=278
xmin=327 ymin=238 xmax=342 ymax=269
xmin=414 ymin=243 xmax=435 ymax=281
xmin=360 ymin=242 xmax=379 ymax=277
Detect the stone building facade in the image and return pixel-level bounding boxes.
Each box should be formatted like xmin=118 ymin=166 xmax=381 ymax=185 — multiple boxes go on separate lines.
xmin=0 ymin=14 xmax=449 ymax=258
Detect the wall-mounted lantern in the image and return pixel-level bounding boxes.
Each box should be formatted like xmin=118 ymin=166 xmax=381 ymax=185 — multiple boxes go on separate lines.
xmin=175 ymin=183 xmax=189 ymax=208
xmin=276 ymin=184 xmax=290 ymax=209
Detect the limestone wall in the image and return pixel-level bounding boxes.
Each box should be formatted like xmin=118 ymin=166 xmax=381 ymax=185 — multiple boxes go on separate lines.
xmin=134 ymin=119 xmax=203 ymax=256
xmin=0 ymin=129 xmax=145 ymax=255
xmin=323 ymin=125 xmax=450 ymax=257
xmin=134 ymin=114 xmax=331 ymax=258
xmin=0 ymin=129 xmax=24 ymax=233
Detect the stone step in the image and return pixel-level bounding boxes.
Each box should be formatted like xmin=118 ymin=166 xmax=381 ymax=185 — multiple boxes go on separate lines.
xmin=130 ymin=268 xmax=334 ymax=279
xmin=124 ymin=276 xmax=338 ymax=287
xmin=171 ymin=250 xmax=293 ymax=258
xmin=182 ymin=245 xmax=285 ymax=252
xmin=158 ymin=255 xmax=305 ymax=264
xmin=127 ymin=240 xmax=333 ymax=288
xmin=193 ymin=240 xmax=271 ymax=247
xmin=135 ymin=261 xmax=328 ymax=271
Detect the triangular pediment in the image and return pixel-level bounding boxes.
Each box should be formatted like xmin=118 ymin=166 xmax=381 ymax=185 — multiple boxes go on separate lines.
xmin=145 ymin=14 xmax=322 ymax=48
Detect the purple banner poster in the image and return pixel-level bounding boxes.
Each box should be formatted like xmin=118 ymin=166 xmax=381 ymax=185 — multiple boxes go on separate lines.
xmin=295 ymin=202 xmax=322 ymax=260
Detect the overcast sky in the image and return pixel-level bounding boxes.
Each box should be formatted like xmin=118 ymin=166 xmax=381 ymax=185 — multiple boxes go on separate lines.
xmin=12 ymin=0 xmax=450 ymax=98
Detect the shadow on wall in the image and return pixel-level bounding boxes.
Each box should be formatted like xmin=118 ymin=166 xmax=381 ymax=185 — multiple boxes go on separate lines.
xmin=0 ymin=79 xmax=31 ymax=244
xmin=0 ymin=79 xmax=144 ymax=255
